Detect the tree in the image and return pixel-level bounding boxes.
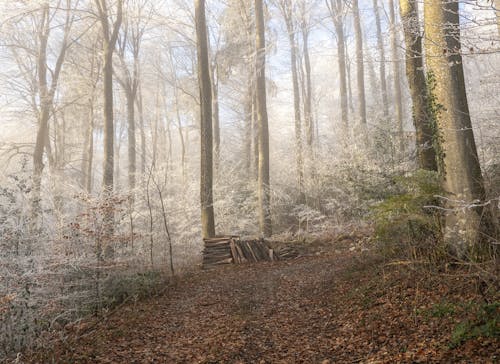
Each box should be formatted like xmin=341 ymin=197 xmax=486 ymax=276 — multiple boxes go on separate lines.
xmin=326 ymin=0 xmax=349 ymax=138
xmin=276 ymin=0 xmax=304 ymax=201
xmin=210 ymin=48 xmax=221 ymax=173
xmin=115 ymin=0 xmax=149 ymax=193
xmin=298 ymin=1 xmax=314 ymax=154
xmin=80 ymin=36 xmax=102 ymax=193
xmin=351 ymin=0 xmax=367 ymax=127
xmin=372 ymin=0 xmax=389 ymax=118
xmin=255 ymin=0 xmax=272 ymax=237
xmin=399 ymin=0 xmax=437 ymax=171
xmin=424 ymin=0 xmax=492 ymax=256
xmin=95 ymin=0 xmax=123 ymax=194
xmin=30 ymin=1 xmax=73 ymax=224
xmin=195 ymin=0 xmax=216 ymax=239
xmin=389 ymin=0 xmax=404 ymax=149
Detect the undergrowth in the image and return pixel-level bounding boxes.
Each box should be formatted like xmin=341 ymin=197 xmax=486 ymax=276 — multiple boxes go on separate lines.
xmin=371 ymin=169 xmax=444 ymax=261
xmin=450 ymin=302 xmax=500 ymax=348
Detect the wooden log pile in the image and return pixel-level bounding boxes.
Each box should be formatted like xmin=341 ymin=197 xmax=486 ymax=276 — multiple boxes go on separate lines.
xmin=276 ymin=246 xmax=300 ymax=260
xmin=202 ymin=236 xmax=278 ymax=268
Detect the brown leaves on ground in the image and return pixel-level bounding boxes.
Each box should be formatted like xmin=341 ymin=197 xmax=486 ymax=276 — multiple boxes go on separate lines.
xmin=24 ymin=252 xmax=498 ymax=363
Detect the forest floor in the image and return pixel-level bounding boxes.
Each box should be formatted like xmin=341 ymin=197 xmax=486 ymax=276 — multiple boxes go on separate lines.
xmin=24 ymin=245 xmax=499 ymax=363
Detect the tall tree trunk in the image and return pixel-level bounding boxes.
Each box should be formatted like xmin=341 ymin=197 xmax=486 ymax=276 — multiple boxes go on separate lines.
xmin=102 ymin=46 xmax=114 ymax=193
xmin=252 ymin=88 xmax=259 ymax=180
xmin=81 ymin=105 xmax=94 ymax=193
xmin=126 ymin=91 xmax=136 ymax=191
xmin=424 ymin=0 xmax=492 ymax=256
xmin=255 ymin=0 xmax=272 ymax=237
xmin=327 ymin=0 xmax=349 ymax=137
xmin=32 ymin=6 xmax=50 ymax=223
xmin=352 ymin=0 xmax=367 ymax=126
xmin=116 ymin=10 xmax=142 ymax=192
xmin=278 ymin=1 xmax=304 ymax=202
xmin=95 ymin=0 xmax=122 ymax=257
xmin=114 ymin=122 xmax=121 ymax=190
xmin=32 ymin=2 xmax=70 ymax=224
xmin=136 ymin=86 xmax=146 ymax=178
xmin=86 ymin=119 xmax=94 ymax=193
xmin=346 ymin=44 xmax=355 ymax=115
xmin=81 ymin=49 xmax=98 ymax=193
xmin=195 ymin=0 xmax=216 ymax=239
xmin=211 ymin=64 xmax=221 ymax=173
xmin=399 ymin=0 xmax=437 ymax=171
xmin=96 ymin=0 xmax=122 ymax=193
xmin=301 ymin=24 xmax=313 ymax=151
xmin=244 ymin=83 xmax=253 ymax=176
xmin=389 ymin=0 xmax=404 ymax=149
xmin=338 ymin=23 xmax=349 ymax=133
xmin=373 ymin=0 xmax=389 ymax=118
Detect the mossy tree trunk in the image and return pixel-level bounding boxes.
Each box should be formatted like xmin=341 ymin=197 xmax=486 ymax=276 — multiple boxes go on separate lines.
xmin=399 ymin=0 xmax=437 ymax=171
xmin=424 ymin=0 xmax=492 ymax=257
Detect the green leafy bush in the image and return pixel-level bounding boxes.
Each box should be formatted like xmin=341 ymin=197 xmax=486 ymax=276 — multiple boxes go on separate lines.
xmin=371 ymin=169 xmax=444 ymax=260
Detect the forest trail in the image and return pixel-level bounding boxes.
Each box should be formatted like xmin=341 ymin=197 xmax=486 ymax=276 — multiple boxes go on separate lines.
xmin=26 ymin=251 xmax=498 ymax=363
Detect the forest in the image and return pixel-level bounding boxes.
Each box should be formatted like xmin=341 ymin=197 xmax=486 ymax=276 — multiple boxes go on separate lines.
xmin=0 ymin=0 xmax=499 ymax=362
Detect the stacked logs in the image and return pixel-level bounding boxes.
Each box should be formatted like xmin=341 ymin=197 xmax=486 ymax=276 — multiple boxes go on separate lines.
xmin=202 ymin=236 xmax=278 ymax=268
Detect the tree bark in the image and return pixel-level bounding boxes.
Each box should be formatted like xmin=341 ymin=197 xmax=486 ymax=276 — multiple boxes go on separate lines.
xmin=424 ymin=0 xmax=492 ymax=256
xmin=102 ymin=44 xmax=114 ymax=192
xmin=211 ymin=63 xmax=221 ymax=173
xmin=301 ymin=22 xmax=313 ymax=151
xmin=136 ymin=85 xmax=146 ymax=178
xmin=277 ymin=0 xmax=304 ymax=202
xmin=352 ymin=0 xmax=367 ymax=126
xmin=32 ymin=2 xmax=70 ymax=224
xmin=195 ymin=0 xmax=216 ymax=239
xmin=255 ymin=0 xmax=272 ymax=237
xmin=95 ymin=0 xmax=122 ymax=255
xmin=126 ymin=91 xmax=136 ymax=191
xmin=373 ymin=0 xmax=389 ymax=118
xmin=116 ymin=20 xmax=141 ymax=192
xmin=244 ymin=83 xmax=253 ymax=176
xmin=82 ymin=105 xmax=94 ymax=193
xmin=327 ymin=0 xmax=349 ymax=137
xmin=81 ymin=45 xmax=99 ymax=193
xmin=95 ymin=0 xmax=122 ymax=194
xmin=346 ymin=43 xmax=355 ymax=115
xmin=399 ymin=0 xmax=437 ymax=171
xmin=114 ymin=123 xmax=121 ymax=190
xmin=389 ymin=0 xmax=404 ymax=150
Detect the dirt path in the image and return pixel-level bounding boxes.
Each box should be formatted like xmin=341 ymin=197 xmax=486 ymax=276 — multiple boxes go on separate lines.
xmin=26 ymin=252 xmax=498 ymax=363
